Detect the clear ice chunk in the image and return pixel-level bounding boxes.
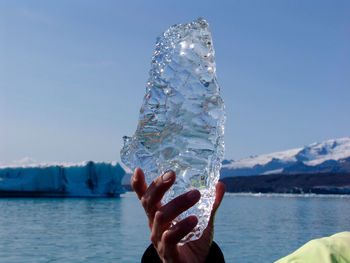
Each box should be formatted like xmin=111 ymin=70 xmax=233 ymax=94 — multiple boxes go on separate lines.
xmin=120 ymin=17 xmax=225 ymax=244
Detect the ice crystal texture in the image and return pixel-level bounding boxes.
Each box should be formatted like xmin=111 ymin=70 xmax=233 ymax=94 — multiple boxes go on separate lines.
xmin=121 ymin=18 xmax=225 ymax=244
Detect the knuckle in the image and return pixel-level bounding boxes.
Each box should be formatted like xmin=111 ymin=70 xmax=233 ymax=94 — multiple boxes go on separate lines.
xmin=154 ymin=211 xmax=164 ymax=224
xmin=157 ymin=244 xmax=165 ymax=257
xmin=141 ymin=196 xmax=148 ymax=209
xmin=150 ymin=232 xmax=157 ymax=245
xmin=162 ymin=230 xmax=172 ymax=245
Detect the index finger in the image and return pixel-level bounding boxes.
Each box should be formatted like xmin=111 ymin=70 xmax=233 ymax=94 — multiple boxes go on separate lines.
xmin=131 ymin=168 xmax=148 ymax=199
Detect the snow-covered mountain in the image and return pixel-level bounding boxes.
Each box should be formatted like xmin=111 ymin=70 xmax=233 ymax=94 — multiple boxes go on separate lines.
xmin=221 ymin=137 xmax=350 ymax=177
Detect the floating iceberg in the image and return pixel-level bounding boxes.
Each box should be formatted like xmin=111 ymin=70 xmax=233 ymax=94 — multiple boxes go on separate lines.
xmin=0 ymin=161 xmax=125 ymax=197
xmin=121 ymin=18 xmax=225 ymax=243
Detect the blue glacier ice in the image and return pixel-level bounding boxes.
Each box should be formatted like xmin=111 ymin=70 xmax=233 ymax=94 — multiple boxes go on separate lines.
xmin=0 ymin=161 xmax=125 ymax=197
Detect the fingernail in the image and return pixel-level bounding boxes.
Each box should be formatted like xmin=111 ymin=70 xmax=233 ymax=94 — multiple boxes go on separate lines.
xmin=187 ymin=190 xmax=200 ymax=201
xmin=162 ymin=171 xmax=174 ymax=183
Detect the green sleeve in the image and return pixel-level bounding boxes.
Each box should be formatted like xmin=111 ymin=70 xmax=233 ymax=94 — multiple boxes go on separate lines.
xmin=275 ymin=232 xmax=350 ymax=263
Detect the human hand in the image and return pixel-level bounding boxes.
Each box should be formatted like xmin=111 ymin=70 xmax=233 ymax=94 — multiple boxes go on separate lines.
xmin=132 ymin=168 xmax=225 ymax=263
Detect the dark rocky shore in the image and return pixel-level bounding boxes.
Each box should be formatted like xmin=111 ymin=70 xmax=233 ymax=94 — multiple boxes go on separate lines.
xmin=220 ymin=173 xmax=350 ymax=194
xmin=123 ymin=173 xmax=350 ymax=194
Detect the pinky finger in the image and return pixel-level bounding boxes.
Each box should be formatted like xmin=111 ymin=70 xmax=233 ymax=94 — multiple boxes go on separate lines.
xmin=162 ymin=216 xmax=198 ymax=247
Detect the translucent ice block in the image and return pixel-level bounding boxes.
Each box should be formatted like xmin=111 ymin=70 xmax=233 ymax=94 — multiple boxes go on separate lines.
xmin=121 ymin=17 xmax=225 ymax=244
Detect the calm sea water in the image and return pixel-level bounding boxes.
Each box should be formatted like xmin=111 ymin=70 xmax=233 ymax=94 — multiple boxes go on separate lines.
xmin=0 ymin=193 xmax=349 ymax=263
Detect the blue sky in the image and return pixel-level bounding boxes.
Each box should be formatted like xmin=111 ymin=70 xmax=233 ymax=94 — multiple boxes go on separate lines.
xmin=0 ymin=0 xmax=349 ymax=165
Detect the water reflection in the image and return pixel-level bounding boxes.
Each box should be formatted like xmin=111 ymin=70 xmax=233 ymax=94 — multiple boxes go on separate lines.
xmin=216 ymin=194 xmax=350 ymax=263
xmin=0 ymin=194 xmax=349 ymax=263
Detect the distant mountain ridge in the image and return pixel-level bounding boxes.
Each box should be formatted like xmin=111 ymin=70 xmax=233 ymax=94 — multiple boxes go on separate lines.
xmin=221 ymin=137 xmax=350 ymax=177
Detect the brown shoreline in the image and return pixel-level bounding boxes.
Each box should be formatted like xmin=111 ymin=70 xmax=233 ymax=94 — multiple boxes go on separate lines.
xmin=123 ymin=173 xmax=350 ymax=195
xmin=220 ymin=172 xmax=350 ymax=194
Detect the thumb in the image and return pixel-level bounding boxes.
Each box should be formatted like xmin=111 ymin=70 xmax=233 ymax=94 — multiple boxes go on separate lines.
xmin=202 ymin=182 xmax=226 ymax=245
xmin=208 ymin=182 xmax=226 ymax=226
xmin=212 ymin=182 xmax=226 ymax=215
